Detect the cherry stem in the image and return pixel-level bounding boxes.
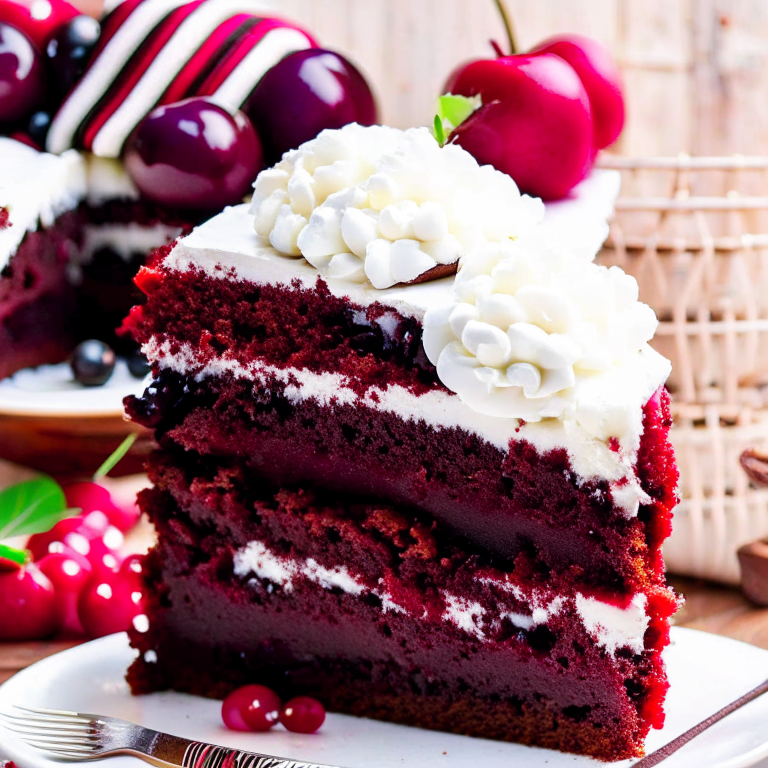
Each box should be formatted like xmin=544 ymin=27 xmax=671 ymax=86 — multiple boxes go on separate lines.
xmin=493 ymin=0 xmax=517 ymax=55
xmin=490 ymin=39 xmax=505 ymax=58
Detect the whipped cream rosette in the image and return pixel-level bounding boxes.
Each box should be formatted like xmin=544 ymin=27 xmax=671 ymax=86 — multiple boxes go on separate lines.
xmin=422 ymin=231 xmax=659 ymax=424
xmin=250 ymin=123 xmax=544 ymax=288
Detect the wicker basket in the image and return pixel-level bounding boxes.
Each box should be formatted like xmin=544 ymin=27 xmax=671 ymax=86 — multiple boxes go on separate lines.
xmin=596 ymin=155 xmax=768 ymax=584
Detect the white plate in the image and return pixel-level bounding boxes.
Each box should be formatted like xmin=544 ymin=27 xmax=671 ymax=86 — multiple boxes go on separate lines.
xmin=0 ymin=361 xmax=147 ymax=418
xmin=1 ymin=628 xmax=768 ymax=768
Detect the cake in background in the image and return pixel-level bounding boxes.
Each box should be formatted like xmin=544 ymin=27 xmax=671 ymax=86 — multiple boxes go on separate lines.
xmin=0 ymin=0 xmax=376 ymax=382
xmin=125 ymin=124 xmax=678 ymax=762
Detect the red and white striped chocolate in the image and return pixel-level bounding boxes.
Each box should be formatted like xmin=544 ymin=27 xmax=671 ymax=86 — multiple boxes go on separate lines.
xmin=46 ymin=0 xmax=315 ymax=158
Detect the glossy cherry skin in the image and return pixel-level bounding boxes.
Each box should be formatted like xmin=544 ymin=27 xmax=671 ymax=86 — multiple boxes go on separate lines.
xmin=27 ymin=510 xmax=124 ymax=569
xmin=38 ymin=551 xmax=92 ymax=635
xmin=446 ymin=53 xmax=593 ymax=200
xmin=77 ymin=565 xmax=145 ymax=639
xmin=279 ymin=696 xmax=325 ymax=734
xmin=46 ymin=14 xmax=100 ymax=98
xmin=530 ymin=35 xmax=624 ymax=149
xmin=244 ymin=49 xmax=377 ymax=165
xmin=124 ymin=98 xmax=263 ymax=210
xmin=0 ymin=0 xmax=79 ymax=50
xmin=64 ymin=481 xmax=139 ymax=533
xmin=0 ymin=22 xmax=47 ymax=124
xmin=0 ymin=563 xmax=60 ymax=640
xmin=222 ymin=685 xmax=281 ymax=732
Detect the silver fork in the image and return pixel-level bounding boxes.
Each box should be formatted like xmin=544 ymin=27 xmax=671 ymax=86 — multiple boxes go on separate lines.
xmin=0 ymin=706 xmax=343 ymax=768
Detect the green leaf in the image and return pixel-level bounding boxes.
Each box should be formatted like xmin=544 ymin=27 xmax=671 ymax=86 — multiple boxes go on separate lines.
xmin=94 ymin=432 xmax=138 ymax=480
xmin=433 ymin=114 xmax=446 ymax=146
xmin=438 ymin=93 xmax=482 ymax=131
xmin=0 ymin=477 xmax=74 ymax=539
xmin=0 ymin=543 xmax=27 ymax=566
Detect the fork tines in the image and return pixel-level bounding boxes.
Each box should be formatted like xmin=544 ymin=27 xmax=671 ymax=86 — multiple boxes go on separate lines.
xmin=0 ymin=706 xmax=101 ymax=759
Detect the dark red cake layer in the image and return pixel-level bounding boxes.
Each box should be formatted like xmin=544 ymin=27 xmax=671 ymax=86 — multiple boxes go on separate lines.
xmin=0 ymin=210 xmax=84 ymax=379
xmin=129 ymin=265 xmax=437 ymax=396
xmin=128 ymin=452 xmax=677 ymax=760
xmin=126 ymin=369 xmax=676 ymax=594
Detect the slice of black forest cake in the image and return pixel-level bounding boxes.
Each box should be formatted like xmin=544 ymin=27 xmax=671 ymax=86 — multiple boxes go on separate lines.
xmin=125 ymin=124 xmax=679 ymax=761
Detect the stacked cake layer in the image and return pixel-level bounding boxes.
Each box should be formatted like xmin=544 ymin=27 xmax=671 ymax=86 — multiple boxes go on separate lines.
xmin=125 ymin=126 xmax=679 ymax=761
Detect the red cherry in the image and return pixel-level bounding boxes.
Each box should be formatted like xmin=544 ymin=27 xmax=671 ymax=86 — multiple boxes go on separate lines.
xmin=124 ymin=98 xmax=264 ymax=210
xmin=28 ymin=511 xmax=124 ymax=569
xmin=0 ymin=0 xmax=79 ymax=49
xmin=0 ymin=563 xmax=60 ymax=640
xmin=64 ymin=481 xmax=140 ymax=533
xmin=445 ymin=53 xmax=593 ymax=200
xmin=279 ymin=696 xmax=326 ymax=734
xmin=222 ymin=685 xmax=281 ymax=732
xmin=77 ymin=566 xmax=144 ymax=639
xmin=0 ymin=22 xmax=47 ymax=124
xmin=530 ymin=35 xmax=624 ymax=150
xmin=38 ymin=552 xmax=92 ymax=635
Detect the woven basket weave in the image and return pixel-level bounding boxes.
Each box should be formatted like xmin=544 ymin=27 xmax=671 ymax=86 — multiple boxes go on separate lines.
xmin=596 ymin=155 xmax=768 ymax=584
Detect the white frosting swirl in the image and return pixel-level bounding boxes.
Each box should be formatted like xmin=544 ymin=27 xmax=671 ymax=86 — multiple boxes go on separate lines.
xmin=250 ymin=123 xmax=544 ymax=289
xmin=422 ymin=231 xmax=659 ymax=426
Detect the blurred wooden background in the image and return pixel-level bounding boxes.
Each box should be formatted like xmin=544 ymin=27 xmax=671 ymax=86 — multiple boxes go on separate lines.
xmin=272 ymin=0 xmax=768 ymax=159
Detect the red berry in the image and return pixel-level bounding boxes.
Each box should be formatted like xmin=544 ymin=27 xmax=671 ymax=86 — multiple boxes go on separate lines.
xmin=445 ymin=53 xmax=593 ymax=200
xmin=222 ymin=685 xmax=281 ymax=733
xmin=279 ymin=696 xmax=326 ymax=734
xmin=64 ymin=481 xmax=139 ymax=532
xmin=28 ymin=510 xmax=124 ymax=569
xmin=530 ymin=35 xmax=625 ymax=150
xmin=77 ymin=566 xmax=144 ymax=639
xmin=0 ymin=563 xmax=60 ymax=640
xmin=124 ymin=98 xmax=263 ymax=210
xmin=0 ymin=0 xmax=79 ymax=50
xmin=0 ymin=22 xmax=47 ymax=124
xmin=38 ymin=551 xmax=92 ymax=635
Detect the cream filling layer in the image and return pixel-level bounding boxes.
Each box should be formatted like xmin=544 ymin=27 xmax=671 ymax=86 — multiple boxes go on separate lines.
xmin=0 ymin=139 xmax=87 ymax=272
xmin=82 ymin=222 xmax=184 ymax=263
xmin=232 ymin=539 xmax=651 ymax=657
xmin=143 ymin=337 xmax=655 ymax=517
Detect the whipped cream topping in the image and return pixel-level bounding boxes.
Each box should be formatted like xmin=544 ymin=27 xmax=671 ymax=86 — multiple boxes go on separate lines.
xmin=250 ymin=124 xmax=544 ymax=289
xmin=422 ymin=231 xmax=660 ymax=429
xmin=0 ymin=138 xmax=87 ymax=271
xmin=232 ymin=538 xmax=652 ymax=657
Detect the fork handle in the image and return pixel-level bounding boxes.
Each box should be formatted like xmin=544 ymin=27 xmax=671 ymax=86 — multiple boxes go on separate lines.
xmin=177 ymin=739 xmax=341 ymax=768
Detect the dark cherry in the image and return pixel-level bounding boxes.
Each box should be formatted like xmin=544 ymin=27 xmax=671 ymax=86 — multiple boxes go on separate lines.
xmin=27 ymin=109 xmax=51 ymax=147
xmin=124 ymin=98 xmax=263 ymax=210
xmin=244 ymin=49 xmax=377 ymax=165
xmin=38 ymin=551 xmax=92 ymax=635
xmin=46 ymin=14 xmax=100 ymax=97
xmin=126 ymin=350 xmax=151 ymax=379
xmin=70 ymin=339 xmax=116 ymax=386
xmin=0 ymin=563 xmax=60 ymax=640
xmin=279 ymin=696 xmax=326 ymax=734
xmin=0 ymin=22 xmax=47 ymax=124
xmin=222 ymin=685 xmax=281 ymax=732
